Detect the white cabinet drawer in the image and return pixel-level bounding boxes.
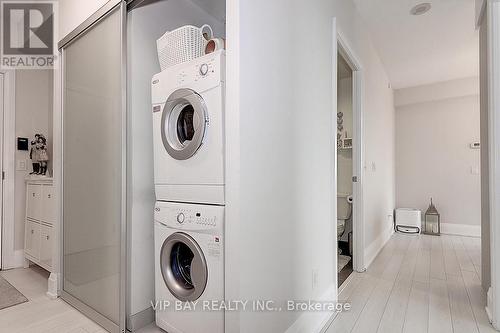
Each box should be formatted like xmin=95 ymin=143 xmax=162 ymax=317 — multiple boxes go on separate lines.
xmin=25 ymin=220 xmax=41 ymax=259
xmin=41 ymin=185 xmax=56 ymax=224
xmin=40 ymin=225 xmax=53 ymax=269
xmin=26 ymin=185 xmax=42 ymax=220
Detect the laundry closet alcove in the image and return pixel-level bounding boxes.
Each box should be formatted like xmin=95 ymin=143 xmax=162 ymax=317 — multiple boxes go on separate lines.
xmin=57 ymin=0 xmax=226 ymax=332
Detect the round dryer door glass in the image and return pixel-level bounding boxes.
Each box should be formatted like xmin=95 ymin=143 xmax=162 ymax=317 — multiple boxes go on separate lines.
xmin=160 ymin=232 xmax=208 ymax=302
xmin=161 ymin=88 xmax=208 ymax=160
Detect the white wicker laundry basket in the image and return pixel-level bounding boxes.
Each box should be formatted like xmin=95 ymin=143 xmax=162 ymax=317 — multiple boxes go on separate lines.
xmin=156 ymin=24 xmax=213 ymax=70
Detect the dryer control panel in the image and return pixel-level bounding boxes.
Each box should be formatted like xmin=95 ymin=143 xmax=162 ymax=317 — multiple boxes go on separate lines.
xmin=176 ymin=58 xmax=218 ymax=85
xmin=152 ymin=50 xmax=226 ymax=104
xmin=154 ymin=201 xmax=224 ymax=231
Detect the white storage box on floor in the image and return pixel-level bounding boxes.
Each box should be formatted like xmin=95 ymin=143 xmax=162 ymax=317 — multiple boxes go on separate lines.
xmin=395 ymin=208 xmax=422 ymax=234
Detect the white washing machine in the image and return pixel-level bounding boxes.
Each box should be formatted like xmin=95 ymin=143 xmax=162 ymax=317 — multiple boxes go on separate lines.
xmin=154 ymin=201 xmax=224 ymax=333
xmin=152 ymin=50 xmax=225 ymax=205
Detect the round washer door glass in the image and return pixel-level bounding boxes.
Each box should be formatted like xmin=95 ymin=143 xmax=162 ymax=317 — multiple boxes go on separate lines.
xmin=160 ymin=232 xmax=208 ymax=302
xmin=161 ymin=88 xmax=208 ymax=160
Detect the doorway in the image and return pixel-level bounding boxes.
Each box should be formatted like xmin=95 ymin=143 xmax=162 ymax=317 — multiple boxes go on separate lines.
xmin=336 ymin=35 xmax=365 ymax=287
xmin=0 ymin=70 xmax=13 ymax=271
xmin=337 ymin=53 xmax=354 ymax=286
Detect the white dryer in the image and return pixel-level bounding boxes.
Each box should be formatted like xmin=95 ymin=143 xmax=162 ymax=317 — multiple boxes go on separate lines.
xmin=154 ymin=201 xmax=224 ymax=333
xmin=152 ymin=50 xmax=225 ymax=204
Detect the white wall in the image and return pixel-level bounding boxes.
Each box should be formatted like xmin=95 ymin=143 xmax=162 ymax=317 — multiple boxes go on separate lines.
xmin=337 ymin=77 xmax=353 ymax=196
xmin=394 ymin=77 xmax=480 ymax=107
xmin=226 ymin=0 xmax=396 ymax=331
xmin=59 ymin=0 xmax=109 ymax=40
xmin=476 ymin=0 xmax=486 ymax=26
xmin=395 ymin=77 xmax=481 ymax=233
xmin=14 ymin=70 xmax=53 ymax=250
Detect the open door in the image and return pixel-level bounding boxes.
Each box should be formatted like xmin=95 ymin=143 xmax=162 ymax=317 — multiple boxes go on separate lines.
xmin=335 ymin=30 xmax=365 ymax=287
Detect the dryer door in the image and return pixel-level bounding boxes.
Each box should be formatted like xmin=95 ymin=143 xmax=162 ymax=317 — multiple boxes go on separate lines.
xmin=160 ymin=232 xmax=208 ymax=302
xmin=161 ymin=88 xmax=208 ymax=160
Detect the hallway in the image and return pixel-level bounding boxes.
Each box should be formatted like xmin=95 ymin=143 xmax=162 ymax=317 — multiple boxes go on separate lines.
xmin=327 ymin=233 xmax=493 ymax=333
xmin=0 ymin=233 xmax=494 ymax=333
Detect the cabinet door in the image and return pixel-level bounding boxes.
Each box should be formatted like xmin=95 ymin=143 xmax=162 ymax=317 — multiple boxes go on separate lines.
xmin=40 ymin=225 xmax=53 ymax=270
xmin=25 ymin=220 xmax=41 ymax=259
xmin=41 ymin=185 xmax=56 ymax=224
xmin=26 ymin=185 xmax=42 ymax=220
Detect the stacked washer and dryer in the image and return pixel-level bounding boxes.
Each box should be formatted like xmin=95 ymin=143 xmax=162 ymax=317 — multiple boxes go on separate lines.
xmin=152 ymin=50 xmax=226 ymax=333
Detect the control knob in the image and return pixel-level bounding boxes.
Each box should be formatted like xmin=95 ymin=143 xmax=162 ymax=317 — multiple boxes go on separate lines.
xmin=199 ymin=63 xmax=209 ymax=76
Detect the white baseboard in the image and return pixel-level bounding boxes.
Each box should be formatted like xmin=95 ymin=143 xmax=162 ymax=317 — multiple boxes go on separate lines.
xmin=364 ymin=225 xmax=394 ymax=269
xmin=13 ymin=250 xmax=25 ymax=268
xmin=3 ymin=249 xmax=26 ymax=269
xmin=2 ymin=249 xmax=24 ymax=270
xmin=127 ymin=307 xmax=155 ymax=332
xmin=46 ymin=273 xmax=59 ymax=300
xmin=486 ymin=287 xmax=494 ymax=326
xmin=285 ymin=284 xmax=338 ymax=333
xmin=486 ymin=287 xmax=500 ymax=330
xmin=440 ymin=223 xmax=481 ymax=237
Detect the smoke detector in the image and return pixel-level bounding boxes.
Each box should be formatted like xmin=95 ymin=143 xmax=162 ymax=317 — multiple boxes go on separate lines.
xmin=410 ymin=3 xmax=432 ymax=15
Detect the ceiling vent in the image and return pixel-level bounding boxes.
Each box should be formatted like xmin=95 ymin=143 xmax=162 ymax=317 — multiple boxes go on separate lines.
xmin=410 ymin=3 xmax=432 ymax=16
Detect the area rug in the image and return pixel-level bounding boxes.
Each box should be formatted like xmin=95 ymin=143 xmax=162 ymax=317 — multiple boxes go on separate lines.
xmin=338 ymin=255 xmax=351 ymax=272
xmin=0 ymin=275 xmax=28 ymax=310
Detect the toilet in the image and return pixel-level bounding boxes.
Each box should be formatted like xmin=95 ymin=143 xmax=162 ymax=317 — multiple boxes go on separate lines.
xmin=337 ymin=193 xmax=353 ymax=239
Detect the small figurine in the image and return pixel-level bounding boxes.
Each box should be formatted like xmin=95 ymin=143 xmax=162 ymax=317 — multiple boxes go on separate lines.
xmin=37 ymin=134 xmax=49 ymax=176
xmin=29 ymin=134 xmax=40 ymax=174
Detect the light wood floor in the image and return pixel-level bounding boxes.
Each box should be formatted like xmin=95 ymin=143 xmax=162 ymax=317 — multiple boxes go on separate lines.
xmin=0 ymin=234 xmax=494 ymax=333
xmin=326 ymin=233 xmax=495 ymax=333
xmin=0 ymin=265 xmax=106 ymax=333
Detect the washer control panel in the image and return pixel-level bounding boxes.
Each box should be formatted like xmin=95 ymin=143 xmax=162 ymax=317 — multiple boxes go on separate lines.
xmin=155 ymin=201 xmax=224 ymax=231
xmin=176 ymin=212 xmax=185 ymax=223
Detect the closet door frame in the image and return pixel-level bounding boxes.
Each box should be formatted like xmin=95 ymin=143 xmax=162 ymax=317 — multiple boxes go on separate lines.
xmin=58 ymin=1 xmax=127 ymax=332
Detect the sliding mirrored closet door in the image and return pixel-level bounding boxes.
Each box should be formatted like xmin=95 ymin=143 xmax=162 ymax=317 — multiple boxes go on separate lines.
xmin=60 ymin=2 xmax=126 ymax=332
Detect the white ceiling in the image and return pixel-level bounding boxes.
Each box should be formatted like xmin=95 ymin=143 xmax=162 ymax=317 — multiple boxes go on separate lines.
xmin=352 ymin=0 xmax=479 ymax=89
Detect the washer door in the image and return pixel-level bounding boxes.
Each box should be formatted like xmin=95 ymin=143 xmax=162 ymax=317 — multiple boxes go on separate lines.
xmin=160 ymin=232 xmax=208 ymax=302
xmin=161 ymin=88 xmax=208 ymax=160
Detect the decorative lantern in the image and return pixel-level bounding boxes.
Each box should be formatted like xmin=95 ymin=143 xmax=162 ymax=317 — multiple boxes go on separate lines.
xmin=423 ymin=198 xmax=440 ymax=235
